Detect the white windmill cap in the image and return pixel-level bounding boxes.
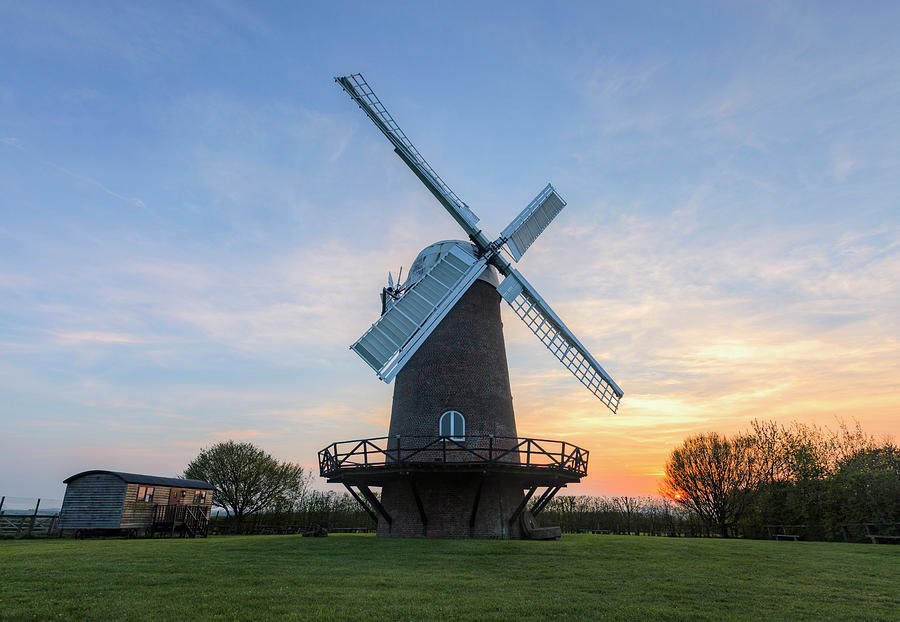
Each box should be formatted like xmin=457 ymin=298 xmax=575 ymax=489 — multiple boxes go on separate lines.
xmin=405 ymin=240 xmax=500 ymax=289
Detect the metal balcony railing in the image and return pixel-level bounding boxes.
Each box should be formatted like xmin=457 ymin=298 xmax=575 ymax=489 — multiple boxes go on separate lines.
xmin=318 ymin=436 xmax=588 ymax=478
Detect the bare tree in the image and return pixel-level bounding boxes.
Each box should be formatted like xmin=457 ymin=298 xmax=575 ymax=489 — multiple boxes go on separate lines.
xmin=184 ymin=440 xmax=309 ymax=530
xmin=612 ymin=496 xmax=640 ymax=534
xmin=660 ymin=432 xmax=759 ymax=537
xmin=749 ymin=418 xmax=878 ymax=483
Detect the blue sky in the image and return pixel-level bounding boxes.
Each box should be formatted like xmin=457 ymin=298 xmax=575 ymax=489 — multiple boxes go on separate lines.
xmin=2 ymin=1 xmax=899 ymax=499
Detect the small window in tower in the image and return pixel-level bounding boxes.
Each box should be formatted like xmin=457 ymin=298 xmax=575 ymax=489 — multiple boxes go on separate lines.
xmin=439 ymin=410 xmax=465 ymax=441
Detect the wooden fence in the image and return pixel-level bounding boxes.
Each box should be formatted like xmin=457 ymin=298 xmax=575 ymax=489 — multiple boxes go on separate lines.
xmin=840 ymin=522 xmax=900 ymax=544
xmin=0 ymin=497 xmax=60 ymax=537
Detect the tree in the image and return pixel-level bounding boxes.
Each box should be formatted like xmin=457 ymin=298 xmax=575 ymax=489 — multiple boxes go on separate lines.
xmin=748 ymin=418 xmax=878 ymax=484
xmin=184 ymin=440 xmax=309 ymax=529
xmin=660 ymin=432 xmax=759 ymax=537
xmin=612 ymin=496 xmax=640 ymax=534
xmin=824 ymin=444 xmax=900 ymax=537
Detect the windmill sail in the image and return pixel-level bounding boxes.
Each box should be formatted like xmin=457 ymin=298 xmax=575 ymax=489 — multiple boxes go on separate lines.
xmin=335 ymin=74 xmax=482 ymax=237
xmin=338 ymin=73 xmax=624 ymax=411
xmin=352 ymin=245 xmax=488 ymax=383
xmin=497 ymin=269 xmax=623 ymax=413
xmin=499 ymin=184 xmax=567 ymax=261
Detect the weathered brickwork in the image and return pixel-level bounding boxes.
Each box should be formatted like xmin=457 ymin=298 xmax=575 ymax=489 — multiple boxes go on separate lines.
xmin=377 ymin=472 xmax=527 ymax=539
xmin=388 ymin=280 xmax=518 ymax=441
xmin=379 ymin=279 xmax=528 ymax=537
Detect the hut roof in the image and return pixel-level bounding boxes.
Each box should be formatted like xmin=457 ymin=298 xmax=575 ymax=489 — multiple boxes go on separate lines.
xmin=63 ymin=470 xmax=216 ymax=490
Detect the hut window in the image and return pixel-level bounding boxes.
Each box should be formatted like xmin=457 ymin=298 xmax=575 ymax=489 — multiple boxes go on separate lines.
xmin=137 ymin=486 xmax=155 ymax=503
xmin=196 ymin=490 xmax=207 ymax=504
xmin=439 ymin=410 xmax=465 ymax=441
xmin=180 ymin=490 xmax=187 ymax=501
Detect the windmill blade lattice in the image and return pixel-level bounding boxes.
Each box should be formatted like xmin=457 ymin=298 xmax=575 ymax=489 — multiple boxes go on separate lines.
xmin=497 ymin=270 xmax=623 ymax=412
xmin=335 ymin=74 xmax=482 ymax=235
xmin=336 ymin=73 xmax=623 ymax=412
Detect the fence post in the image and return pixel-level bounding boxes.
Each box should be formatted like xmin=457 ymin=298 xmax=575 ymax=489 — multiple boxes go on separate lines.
xmin=27 ymin=499 xmax=40 ymax=537
xmin=0 ymin=495 xmax=4 ymax=514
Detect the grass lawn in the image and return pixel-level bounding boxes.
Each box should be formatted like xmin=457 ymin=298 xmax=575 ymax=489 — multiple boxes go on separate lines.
xmin=1 ymin=534 xmax=898 ymax=621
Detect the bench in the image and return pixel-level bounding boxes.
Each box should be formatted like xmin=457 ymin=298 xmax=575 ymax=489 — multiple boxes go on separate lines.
xmin=870 ymin=534 xmax=900 ymax=544
xmin=765 ymin=525 xmax=806 ymax=541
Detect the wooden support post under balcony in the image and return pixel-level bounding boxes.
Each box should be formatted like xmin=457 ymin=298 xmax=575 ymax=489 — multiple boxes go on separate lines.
xmin=532 ymin=485 xmax=564 ymax=516
xmin=360 ymin=485 xmax=392 ymax=526
xmin=469 ymin=474 xmax=486 ymax=534
xmin=508 ymin=485 xmax=537 ymax=528
xmin=342 ymin=483 xmax=378 ymax=524
xmin=409 ymin=475 xmax=428 ymax=536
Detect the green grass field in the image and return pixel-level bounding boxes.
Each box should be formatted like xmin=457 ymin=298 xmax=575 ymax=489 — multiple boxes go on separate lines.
xmin=1 ymin=534 xmax=898 ymax=621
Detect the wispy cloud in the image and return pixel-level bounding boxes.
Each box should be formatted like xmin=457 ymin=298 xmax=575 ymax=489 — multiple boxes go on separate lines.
xmin=3 ymin=2 xmax=899 ymax=499
xmin=54 ymin=331 xmax=144 ymax=345
xmin=3 ymin=137 xmax=145 ymax=208
xmin=499 ymin=202 xmax=900 ymax=493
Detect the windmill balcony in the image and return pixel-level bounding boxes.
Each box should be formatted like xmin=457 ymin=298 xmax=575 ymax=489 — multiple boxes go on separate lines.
xmin=318 ymin=435 xmax=588 ymax=485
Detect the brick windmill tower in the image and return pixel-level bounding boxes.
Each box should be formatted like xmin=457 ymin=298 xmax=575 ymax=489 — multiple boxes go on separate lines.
xmin=319 ymin=74 xmax=623 ymax=538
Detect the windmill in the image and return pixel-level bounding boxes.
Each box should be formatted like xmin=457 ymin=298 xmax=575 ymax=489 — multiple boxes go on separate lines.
xmin=318 ymin=74 xmax=623 ymax=539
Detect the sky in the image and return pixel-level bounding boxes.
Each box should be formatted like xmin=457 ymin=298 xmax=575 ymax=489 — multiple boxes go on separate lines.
xmin=2 ymin=1 xmax=899 ymax=501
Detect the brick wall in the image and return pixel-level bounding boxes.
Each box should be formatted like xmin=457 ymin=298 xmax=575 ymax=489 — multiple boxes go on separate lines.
xmin=378 ymin=279 xmax=529 ymax=537
xmin=377 ymin=472 xmax=527 ymax=539
xmin=388 ymin=280 xmax=518 ymax=442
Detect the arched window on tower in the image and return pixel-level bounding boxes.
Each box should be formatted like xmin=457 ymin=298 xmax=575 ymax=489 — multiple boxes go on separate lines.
xmin=439 ymin=410 xmax=465 ymax=441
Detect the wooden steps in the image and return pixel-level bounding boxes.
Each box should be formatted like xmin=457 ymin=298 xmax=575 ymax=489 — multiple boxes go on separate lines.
xmin=151 ymin=504 xmax=209 ymax=538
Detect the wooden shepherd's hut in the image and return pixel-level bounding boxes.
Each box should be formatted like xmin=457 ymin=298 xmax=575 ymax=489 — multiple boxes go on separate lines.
xmin=59 ymin=470 xmax=216 ymax=537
